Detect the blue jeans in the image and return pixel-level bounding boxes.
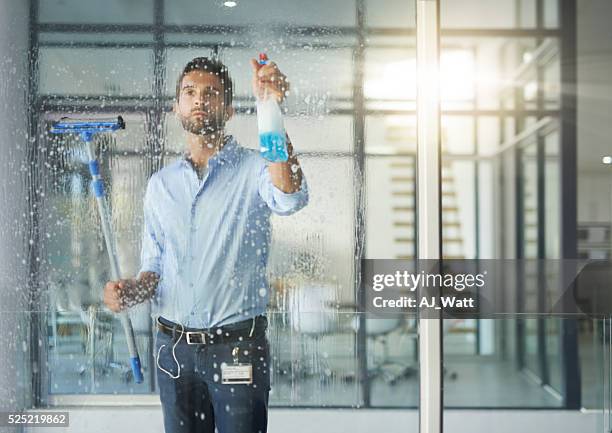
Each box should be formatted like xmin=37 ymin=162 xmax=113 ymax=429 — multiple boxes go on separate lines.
xmin=155 ymin=320 xmax=271 ymax=433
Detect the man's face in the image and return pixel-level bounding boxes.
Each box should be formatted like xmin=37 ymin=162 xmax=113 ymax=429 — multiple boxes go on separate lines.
xmin=174 ymin=70 xmax=233 ymax=136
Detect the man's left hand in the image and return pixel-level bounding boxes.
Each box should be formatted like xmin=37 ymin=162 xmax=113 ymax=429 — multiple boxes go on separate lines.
xmin=250 ymin=58 xmax=290 ymax=103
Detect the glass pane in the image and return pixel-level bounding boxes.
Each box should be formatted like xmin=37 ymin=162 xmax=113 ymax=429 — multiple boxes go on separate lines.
xmin=441 ymin=0 xmax=529 ymax=29
xmin=21 ymin=0 xmax=421 ymax=426
xmin=363 ymin=42 xmax=476 ymax=112
xmin=39 ymin=0 xmax=154 ymax=24
xmin=366 ymin=155 xmax=416 ymax=260
xmin=440 ymin=0 xmax=578 ymax=414
xmin=520 ymin=143 xmax=541 ymax=382
xmin=39 ymin=48 xmax=155 ymax=96
xmin=366 ymin=314 xmax=419 ymax=406
xmin=41 ymin=113 xmax=152 ymax=393
xmin=165 ymin=46 xmax=355 ymax=107
xmin=545 ymin=132 xmax=560 ymax=260
xmin=39 ymin=32 xmax=154 ymax=44
xmin=266 ymin=155 xmax=361 ymax=406
xmin=442 ymin=160 xmax=476 ymax=259
xmin=443 ymin=318 xmax=565 ymax=407
xmin=518 ymin=0 xmax=537 ymax=28
xmin=477 ymin=116 xmax=502 ymax=155
xmin=267 ymin=312 xmax=361 ymax=406
xmin=545 ymin=318 xmax=563 ymax=393
xmin=362 ymin=32 xmax=419 ymax=403
xmin=596 ymin=317 xmax=612 ymax=430
xmin=164 ymin=0 xmax=357 ymax=26
xmin=522 ymin=142 xmax=538 ymax=260
xmin=2 ymin=0 xmax=610 ymax=431
xmin=365 ymin=45 xmax=416 ymax=112
xmin=442 ymin=116 xmax=475 ymax=155
xmin=365 ymin=115 xmax=416 ymax=154
xmin=365 ymin=0 xmax=416 ymax=29
xmin=543 ymin=56 xmax=561 ymax=110
xmin=544 ymin=0 xmax=559 ymax=29
xmin=164 ymin=113 xmax=353 ymax=155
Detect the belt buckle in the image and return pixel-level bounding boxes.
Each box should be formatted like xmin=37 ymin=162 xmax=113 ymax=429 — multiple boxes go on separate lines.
xmin=186 ymin=331 xmax=208 ymax=345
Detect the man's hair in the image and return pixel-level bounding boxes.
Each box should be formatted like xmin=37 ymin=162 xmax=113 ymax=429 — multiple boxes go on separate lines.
xmin=175 ymin=57 xmax=233 ymax=107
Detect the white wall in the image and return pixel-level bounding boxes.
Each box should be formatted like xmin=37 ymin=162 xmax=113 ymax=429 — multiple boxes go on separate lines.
xmin=0 ymin=0 xmax=31 ymax=415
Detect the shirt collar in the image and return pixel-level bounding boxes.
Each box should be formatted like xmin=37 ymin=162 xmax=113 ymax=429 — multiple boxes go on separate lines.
xmin=181 ymin=134 xmax=239 ymax=169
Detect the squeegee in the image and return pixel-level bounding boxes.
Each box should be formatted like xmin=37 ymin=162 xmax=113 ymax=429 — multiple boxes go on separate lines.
xmin=51 ymin=116 xmax=143 ymax=384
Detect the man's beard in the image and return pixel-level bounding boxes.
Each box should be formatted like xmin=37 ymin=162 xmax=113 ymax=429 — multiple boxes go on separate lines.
xmin=179 ymin=111 xmax=225 ymax=136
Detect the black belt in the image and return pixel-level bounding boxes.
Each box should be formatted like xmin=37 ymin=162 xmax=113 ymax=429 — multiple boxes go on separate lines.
xmin=156 ymin=315 xmax=267 ymax=345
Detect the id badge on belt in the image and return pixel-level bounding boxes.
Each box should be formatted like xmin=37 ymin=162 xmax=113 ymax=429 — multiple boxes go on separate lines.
xmin=221 ymin=347 xmax=253 ymax=385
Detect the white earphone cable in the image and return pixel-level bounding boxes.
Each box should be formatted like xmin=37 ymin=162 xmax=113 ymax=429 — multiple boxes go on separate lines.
xmin=156 ymin=323 xmax=184 ymax=379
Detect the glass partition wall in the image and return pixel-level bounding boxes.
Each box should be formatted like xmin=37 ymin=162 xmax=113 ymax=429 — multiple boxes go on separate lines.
xmin=6 ymin=0 xmax=610 ymax=432
xmin=437 ymin=0 xmax=608 ymax=420
xmin=438 ymin=0 xmax=581 ymax=413
xmin=31 ymin=0 xmax=422 ymax=418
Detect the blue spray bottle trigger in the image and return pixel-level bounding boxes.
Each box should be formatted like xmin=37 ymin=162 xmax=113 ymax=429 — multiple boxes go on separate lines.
xmin=256 ymin=52 xmax=289 ymax=162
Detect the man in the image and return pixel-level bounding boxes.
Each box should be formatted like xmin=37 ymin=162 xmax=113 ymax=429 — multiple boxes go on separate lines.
xmin=103 ymin=56 xmax=308 ymax=433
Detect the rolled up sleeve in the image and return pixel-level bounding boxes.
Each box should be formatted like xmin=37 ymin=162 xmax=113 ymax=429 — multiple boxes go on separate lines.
xmin=138 ymin=176 xmax=164 ymax=276
xmin=258 ymin=163 xmax=309 ymax=216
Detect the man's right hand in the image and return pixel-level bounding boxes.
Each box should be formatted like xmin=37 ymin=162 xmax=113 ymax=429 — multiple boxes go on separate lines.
xmin=103 ymin=279 xmax=136 ymax=313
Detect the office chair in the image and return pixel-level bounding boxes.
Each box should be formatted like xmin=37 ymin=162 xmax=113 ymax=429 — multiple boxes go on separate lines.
xmin=288 ymin=283 xmax=339 ymax=382
xmin=351 ymin=315 xmax=418 ymax=385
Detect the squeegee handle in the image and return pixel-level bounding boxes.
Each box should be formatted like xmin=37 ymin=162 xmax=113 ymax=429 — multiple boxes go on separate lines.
xmin=85 ymin=141 xmax=143 ymax=384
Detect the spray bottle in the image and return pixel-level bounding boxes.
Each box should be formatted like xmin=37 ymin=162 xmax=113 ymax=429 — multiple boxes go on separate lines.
xmin=256 ymin=53 xmax=289 ymax=162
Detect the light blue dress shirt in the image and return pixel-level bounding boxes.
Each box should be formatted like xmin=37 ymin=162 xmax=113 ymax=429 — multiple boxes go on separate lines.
xmin=138 ymin=135 xmax=309 ymax=328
